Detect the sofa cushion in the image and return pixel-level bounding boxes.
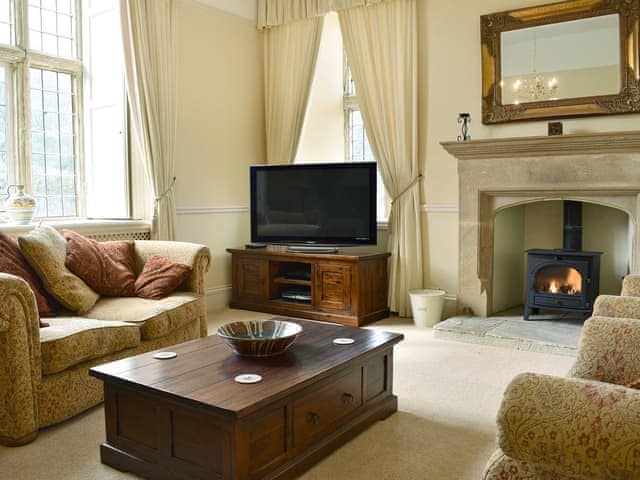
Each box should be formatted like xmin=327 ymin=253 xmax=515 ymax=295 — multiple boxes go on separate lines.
xmin=63 ymin=229 xmax=137 ymax=297
xmin=40 ymin=317 xmax=140 ymax=375
xmin=0 ymin=232 xmax=57 ymax=324
xmin=18 ymin=225 xmax=99 ymax=314
xmin=86 ymin=292 xmax=204 ymax=340
xmin=135 ymin=254 xmax=192 ymax=300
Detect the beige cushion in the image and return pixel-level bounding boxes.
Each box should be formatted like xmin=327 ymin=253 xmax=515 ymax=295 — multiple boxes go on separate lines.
xmin=40 ymin=317 xmax=140 ymax=375
xmin=18 ymin=225 xmax=99 ymax=314
xmin=86 ymin=292 xmax=204 ymax=340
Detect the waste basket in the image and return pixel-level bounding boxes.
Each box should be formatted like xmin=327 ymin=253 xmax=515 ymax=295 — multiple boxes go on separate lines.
xmin=409 ymin=289 xmax=446 ymax=327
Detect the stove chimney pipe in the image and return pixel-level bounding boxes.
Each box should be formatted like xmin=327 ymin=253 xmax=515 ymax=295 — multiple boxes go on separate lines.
xmin=563 ymin=200 xmax=582 ymax=251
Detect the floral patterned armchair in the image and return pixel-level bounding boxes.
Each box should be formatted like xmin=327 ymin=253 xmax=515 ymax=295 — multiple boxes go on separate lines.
xmin=482 ymin=274 xmax=640 ymax=480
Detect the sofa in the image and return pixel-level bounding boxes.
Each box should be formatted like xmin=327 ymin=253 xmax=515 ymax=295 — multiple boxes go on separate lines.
xmin=482 ymin=274 xmax=640 ymax=479
xmin=0 ymin=240 xmax=211 ymax=447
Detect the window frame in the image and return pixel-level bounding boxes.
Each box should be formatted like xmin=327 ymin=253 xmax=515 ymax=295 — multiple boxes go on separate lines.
xmin=0 ymin=0 xmax=85 ymax=218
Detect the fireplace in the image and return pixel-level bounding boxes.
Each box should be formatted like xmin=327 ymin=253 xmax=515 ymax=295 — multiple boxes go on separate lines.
xmin=524 ymin=201 xmax=602 ymax=320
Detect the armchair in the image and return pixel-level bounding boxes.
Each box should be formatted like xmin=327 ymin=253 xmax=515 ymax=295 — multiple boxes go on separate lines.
xmin=482 ymin=275 xmax=640 ymax=480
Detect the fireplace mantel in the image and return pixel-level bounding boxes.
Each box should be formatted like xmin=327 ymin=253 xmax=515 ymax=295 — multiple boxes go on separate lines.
xmin=441 ymin=130 xmax=640 ymax=160
xmin=441 ymin=130 xmax=640 ymax=317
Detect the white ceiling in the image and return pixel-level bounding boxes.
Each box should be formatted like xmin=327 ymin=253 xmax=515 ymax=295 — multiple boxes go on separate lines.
xmin=190 ymin=0 xmax=257 ymax=23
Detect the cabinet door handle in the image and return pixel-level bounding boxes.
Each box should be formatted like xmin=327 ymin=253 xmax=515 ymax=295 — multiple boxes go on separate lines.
xmin=308 ymin=412 xmax=321 ymax=425
xmin=342 ymin=393 xmax=354 ymax=405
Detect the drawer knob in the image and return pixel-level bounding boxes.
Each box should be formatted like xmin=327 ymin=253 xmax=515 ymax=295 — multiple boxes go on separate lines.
xmin=342 ymin=393 xmax=354 ymax=405
xmin=308 ymin=412 xmax=321 ymax=425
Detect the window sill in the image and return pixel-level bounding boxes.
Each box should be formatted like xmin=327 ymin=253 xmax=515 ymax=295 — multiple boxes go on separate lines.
xmin=0 ymin=218 xmax=151 ymax=236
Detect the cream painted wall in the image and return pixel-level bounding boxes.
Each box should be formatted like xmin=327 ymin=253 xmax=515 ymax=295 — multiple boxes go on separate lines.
xmin=297 ymin=13 xmax=345 ymax=163
xmin=492 ymin=205 xmax=525 ymax=313
xmin=173 ymin=0 xmax=265 ymax=310
xmin=420 ymin=0 xmax=640 ymax=312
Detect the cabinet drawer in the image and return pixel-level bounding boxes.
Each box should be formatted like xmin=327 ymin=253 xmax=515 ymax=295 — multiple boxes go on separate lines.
xmin=293 ymin=369 xmax=362 ymax=447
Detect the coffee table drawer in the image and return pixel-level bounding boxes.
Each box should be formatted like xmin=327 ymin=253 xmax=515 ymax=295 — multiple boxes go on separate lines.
xmin=293 ymin=368 xmax=362 ymax=447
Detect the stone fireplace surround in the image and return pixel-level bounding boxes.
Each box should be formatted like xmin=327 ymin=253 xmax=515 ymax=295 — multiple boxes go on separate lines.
xmin=442 ymin=131 xmax=640 ymax=318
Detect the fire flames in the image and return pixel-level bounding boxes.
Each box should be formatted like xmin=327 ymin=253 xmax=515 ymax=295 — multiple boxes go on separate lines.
xmin=536 ymin=267 xmax=582 ymax=296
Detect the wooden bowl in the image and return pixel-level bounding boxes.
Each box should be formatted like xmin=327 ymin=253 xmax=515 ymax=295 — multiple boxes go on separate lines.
xmin=217 ymin=319 xmax=303 ymax=357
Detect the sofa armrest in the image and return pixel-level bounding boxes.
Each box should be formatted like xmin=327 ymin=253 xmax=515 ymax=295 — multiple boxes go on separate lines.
xmin=593 ymin=294 xmax=640 ymax=319
xmin=0 ymin=273 xmax=42 ymax=446
xmin=134 ymin=241 xmax=212 ymax=295
xmin=497 ymin=372 xmax=640 ymax=479
xmin=568 ymin=316 xmax=640 ymax=384
xmin=622 ymin=274 xmax=640 ymax=297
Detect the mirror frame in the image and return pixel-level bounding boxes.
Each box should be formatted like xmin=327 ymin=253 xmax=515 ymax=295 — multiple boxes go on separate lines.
xmin=481 ymin=0 xmax=640 ymax=124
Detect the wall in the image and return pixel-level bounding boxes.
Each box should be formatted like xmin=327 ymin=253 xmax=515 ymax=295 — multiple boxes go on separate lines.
xmin=174 ymin=0 xmax=265 ymax=311
xmin=492 ymin=205 xmax=525 ymax=313
xmin=296 ymin=13 xmax=345 ymax=163
xmin=420 ymin=0 xmax=640 ymax=312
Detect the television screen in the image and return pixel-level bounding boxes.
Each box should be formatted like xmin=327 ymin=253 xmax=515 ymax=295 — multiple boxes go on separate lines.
xmin=250 ymin=163 xmax=377 ymax=245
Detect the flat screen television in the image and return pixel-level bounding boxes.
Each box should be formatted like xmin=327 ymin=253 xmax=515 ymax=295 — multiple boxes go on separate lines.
xmin=250 ymin=163 xmax=377 ymax=245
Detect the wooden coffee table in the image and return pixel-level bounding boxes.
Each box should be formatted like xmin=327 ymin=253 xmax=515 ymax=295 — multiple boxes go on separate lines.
xmin=90 ymin=318 xmax=403 ymax=480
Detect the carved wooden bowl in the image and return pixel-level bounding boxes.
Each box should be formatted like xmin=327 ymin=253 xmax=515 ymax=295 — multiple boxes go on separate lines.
xmin=217 ymin=319 xmax=303 ymax=357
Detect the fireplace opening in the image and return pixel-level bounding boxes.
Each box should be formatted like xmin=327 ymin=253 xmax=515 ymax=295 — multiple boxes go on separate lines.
xmin=491 ymin=199 xmax=631 ymax=320
xmin=534 ymin=266 xmax=582 ymax=295
xmin=524 ymin=201 xmax=601 ymax=320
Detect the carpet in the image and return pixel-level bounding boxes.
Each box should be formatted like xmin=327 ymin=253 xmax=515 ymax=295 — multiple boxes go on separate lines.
xmin=0 ymin=311 xmax=575 ymax=480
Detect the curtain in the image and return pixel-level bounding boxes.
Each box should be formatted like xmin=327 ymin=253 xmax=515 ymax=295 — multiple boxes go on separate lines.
xmin=258 ymin=0 xmax=386 ymax=29
xmin=264 ymin=17 xmax=324 ymax=164
xmin=338 ymin=0 xmax=423 ymax=316
xmin=120 ymin=0 xmax=177 ymax=240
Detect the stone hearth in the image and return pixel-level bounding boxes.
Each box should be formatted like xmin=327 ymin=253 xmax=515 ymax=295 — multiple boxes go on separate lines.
xmin=441 ymin=131 xmax=640 ymax=317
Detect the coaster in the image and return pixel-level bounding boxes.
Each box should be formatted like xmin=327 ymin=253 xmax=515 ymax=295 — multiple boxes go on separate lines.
xmin=333 ymin=338 xmax=355 ymax=345
xmin=153 ymin=351 xmax=177 ymax=360
xmin=234 ymin=374 xmax=263 ymax=384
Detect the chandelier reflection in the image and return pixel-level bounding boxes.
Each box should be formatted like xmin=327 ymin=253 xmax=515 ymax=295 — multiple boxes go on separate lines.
xmin=510 ymin=31 xmax=559 ymax=104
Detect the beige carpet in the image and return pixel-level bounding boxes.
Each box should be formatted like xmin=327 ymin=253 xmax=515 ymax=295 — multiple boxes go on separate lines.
xmin=0 ymin=311 xmax=575 ymax=480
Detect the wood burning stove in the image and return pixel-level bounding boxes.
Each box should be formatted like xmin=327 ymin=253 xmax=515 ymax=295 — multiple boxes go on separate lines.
xmin=524 ymin=201 xmax=602 ymax=320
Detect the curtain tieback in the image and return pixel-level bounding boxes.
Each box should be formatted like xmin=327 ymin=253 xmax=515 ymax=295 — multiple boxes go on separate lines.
xmin=388 ymin=174 xmax=422 ymax=236
xmin=391 ymin=174 xmax=422 ymax=207
xmin=154 ymin=176 xmax=176 ymax=206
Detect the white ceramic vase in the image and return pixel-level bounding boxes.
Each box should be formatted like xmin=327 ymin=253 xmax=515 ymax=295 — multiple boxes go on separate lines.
xmin=5 ymin=185 xmax=37 ymax=225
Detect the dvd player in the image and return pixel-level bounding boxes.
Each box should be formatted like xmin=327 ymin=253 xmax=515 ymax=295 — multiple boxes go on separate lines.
xmin=281 ymin=287 xmax=312 ymax=302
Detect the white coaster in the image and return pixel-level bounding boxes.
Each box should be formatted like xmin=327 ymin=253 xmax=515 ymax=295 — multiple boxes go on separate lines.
xmin=234 ymin=374 xmax=263 ymax=384
xmin=333 ymin=338 xmax=355 ymax=345
xmin=153 ymin=351 xmax=177 ymax=360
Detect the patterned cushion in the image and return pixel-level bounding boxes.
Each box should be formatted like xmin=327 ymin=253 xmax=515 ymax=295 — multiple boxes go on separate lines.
xmin=63 ymin=229 xmax=137 ymax=297
xmin=135 ymin=254 xmax=192 ymax=300
xmin=40 ymin=317 xmax=140 ymax=375
xmin=0 ymin=232 xmax=58 ymax=323
xmin=18 ymin=225 xmax=99 ymax=314
xmin=85 ymin=292 xmax=204 ymax=340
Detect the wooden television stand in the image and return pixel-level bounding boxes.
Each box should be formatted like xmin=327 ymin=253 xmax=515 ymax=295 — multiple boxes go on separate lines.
xmin=227 ymin=246 xmax=390 ymax=326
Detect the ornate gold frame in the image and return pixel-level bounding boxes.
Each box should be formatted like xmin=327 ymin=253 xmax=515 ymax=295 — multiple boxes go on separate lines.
xmin=481 ymin=0 xmax=640 ymax=124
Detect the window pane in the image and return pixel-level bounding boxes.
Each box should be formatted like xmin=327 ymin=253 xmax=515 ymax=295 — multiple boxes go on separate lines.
xmin=28 ymin=0 xmax=75 ymax=57
xmin=347 ymin=109 xmax=387 ymax=219
xmin=30 ymin=68 xmax=77 ymax=217
xmin=0 ymin=0 xmax=14 ymax=45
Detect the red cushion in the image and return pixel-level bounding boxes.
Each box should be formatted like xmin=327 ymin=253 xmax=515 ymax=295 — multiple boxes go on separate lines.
xmin=135 ymin=254 xmax=192 ymax=300
xmin=0 ymin=232 xmax=56 ymax=326
xmin=63 ymin=229 xmax=137 ymax=297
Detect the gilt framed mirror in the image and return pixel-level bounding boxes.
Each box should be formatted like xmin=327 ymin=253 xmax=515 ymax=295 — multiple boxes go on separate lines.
xmin=481 ymin=0 xmax=640 ymax=124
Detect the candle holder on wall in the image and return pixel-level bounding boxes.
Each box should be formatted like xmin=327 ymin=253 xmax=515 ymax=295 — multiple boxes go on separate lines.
xmin=457 ymin=113 xmax=471 ymax=141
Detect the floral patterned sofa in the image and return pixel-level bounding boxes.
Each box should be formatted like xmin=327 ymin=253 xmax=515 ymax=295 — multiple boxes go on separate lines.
xmin=482 ymin=274 xmax=640 ymax=479
xmin=0 ymin=241 xmax=211 ymax=447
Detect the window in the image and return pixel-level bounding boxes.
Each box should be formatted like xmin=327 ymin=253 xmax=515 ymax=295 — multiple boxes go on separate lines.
xmin=0 ymin=0 xmax=127 ymax=219
xmin=343 ymin=62 xmax=388 ymax=221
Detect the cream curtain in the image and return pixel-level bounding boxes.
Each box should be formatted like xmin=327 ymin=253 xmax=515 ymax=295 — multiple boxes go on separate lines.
xmin=264 ymin=17 xmax=324 ymax=164
xmin=339 ymin=0 xmax=423 ymax=316
xmin=258 ymin=0 xmax=386 ymax=29
xmin=120 ymin=0 xmax=177 ymax=240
